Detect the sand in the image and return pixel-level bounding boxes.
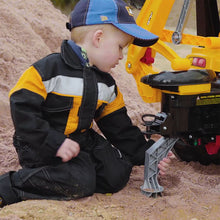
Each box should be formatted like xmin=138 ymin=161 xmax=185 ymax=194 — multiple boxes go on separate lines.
xmin=0 ymin=0 xmax=219 ymax=219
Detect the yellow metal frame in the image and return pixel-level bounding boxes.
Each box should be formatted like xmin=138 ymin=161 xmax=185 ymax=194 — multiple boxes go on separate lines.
xmin=126 ymin=0 xmax=220 ymax=103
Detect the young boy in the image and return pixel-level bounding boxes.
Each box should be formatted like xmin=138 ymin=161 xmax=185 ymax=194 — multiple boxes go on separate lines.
xmin=0 ymin=0 xmax=172 ymax=207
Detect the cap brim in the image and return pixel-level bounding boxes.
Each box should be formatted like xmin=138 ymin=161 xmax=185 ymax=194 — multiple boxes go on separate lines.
xmin=113 ymin=23 xmax=159 ymax=47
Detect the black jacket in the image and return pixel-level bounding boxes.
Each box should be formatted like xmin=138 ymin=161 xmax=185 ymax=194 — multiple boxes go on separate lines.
xmin=10 ymin=40 xmax=150 ymax=165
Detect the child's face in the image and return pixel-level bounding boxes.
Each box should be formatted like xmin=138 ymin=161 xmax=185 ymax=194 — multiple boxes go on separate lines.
xmin=92 ymin=27 xmax=134 ymax=72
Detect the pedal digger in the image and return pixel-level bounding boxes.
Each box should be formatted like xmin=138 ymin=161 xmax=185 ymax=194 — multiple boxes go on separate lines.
xmin=126 ymin=0 xmax=220 ymax=196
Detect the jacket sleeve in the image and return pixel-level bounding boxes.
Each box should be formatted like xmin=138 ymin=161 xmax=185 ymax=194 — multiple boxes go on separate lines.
xmin=9 ymin=66 xmax=66 ymax=156
xmin=96 ymin=87 xmax=153 ymax=165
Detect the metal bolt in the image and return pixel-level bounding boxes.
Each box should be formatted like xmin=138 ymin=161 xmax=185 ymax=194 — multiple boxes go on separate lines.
xmin=127 ymin=63 xmax=132 ymax=68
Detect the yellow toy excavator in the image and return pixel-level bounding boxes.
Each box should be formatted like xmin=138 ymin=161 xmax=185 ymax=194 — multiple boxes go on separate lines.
xmin=126 ymin=0 xmax=220 ymax=197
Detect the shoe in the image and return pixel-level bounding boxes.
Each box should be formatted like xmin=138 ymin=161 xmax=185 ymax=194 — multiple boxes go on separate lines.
xmin=173 ymin=139 xmax=198 ymax=162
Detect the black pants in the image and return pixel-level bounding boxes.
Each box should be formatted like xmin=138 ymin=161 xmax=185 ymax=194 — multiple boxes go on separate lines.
xmin=0 ymin=130 xmax=132 ymax=205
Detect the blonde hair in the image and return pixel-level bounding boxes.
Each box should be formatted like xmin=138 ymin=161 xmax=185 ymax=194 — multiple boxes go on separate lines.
xmin=71 ymin=24 xmax=123 ymax=44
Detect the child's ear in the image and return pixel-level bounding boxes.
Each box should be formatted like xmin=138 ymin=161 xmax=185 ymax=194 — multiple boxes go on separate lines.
xmin=92 ymin=30 xmax=103 ymax=48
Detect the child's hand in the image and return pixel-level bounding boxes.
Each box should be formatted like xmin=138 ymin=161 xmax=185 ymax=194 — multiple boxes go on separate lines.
xmin=158 ymin=151 xmax=176 ymax=176
xmin=56 ymin=138 xmax=80 ymax=162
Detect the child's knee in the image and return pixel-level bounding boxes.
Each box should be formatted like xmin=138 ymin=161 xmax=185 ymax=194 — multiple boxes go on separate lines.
xmin=65 ymin=157 xmax=96 ymax=198
xmin=96 ymin=160 xmax=132 ymax=193
xmin=110 ymin=164 xmax=132 ymax=191
xmin=68 ymin=168 xmax=96 ymax=198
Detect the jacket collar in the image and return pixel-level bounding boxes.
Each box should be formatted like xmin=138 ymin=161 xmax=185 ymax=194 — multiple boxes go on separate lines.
xmin=67 ymin=40 xmax=90 ymax=67
xmin=61 ymin=40 xmax=83 ymax=69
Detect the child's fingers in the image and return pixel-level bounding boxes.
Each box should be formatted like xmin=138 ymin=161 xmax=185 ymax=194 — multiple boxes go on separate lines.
xmin=158 ymin=156 xmax=172 ymax=176
xmin=161 ymin=157 xmax=171 ymax=165
xmin=167 ymin=151 xmax=176 ymax=159
xmin=61 ymin=154 xmax=70 ymax=162
xmin=158 ymin=163 xmax=166 ymax=176
xmin=158 ymin=160 xmax=169 ymax=171
xmin=158 ymin=170 xmax=166 ymax=176
xmin=157 ymin=151 xmax=176 ymax=176
xmin=69 ymin=146 xmax=80 ymax=157
xmin=62 ymin=148 xmax=79 ymax=162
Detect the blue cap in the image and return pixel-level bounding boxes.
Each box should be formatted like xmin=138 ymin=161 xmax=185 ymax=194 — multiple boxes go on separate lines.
xmin=66 ymin=0 xmax=158 ymax=47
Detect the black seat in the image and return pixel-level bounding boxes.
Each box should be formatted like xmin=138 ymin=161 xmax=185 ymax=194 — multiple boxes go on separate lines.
xmin=141 ymin=69 xmax=216 ymax=92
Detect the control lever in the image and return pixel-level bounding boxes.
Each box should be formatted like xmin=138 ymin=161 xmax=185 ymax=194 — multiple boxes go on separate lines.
xmin=172 ymin=0 xmax=192 ymax=44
